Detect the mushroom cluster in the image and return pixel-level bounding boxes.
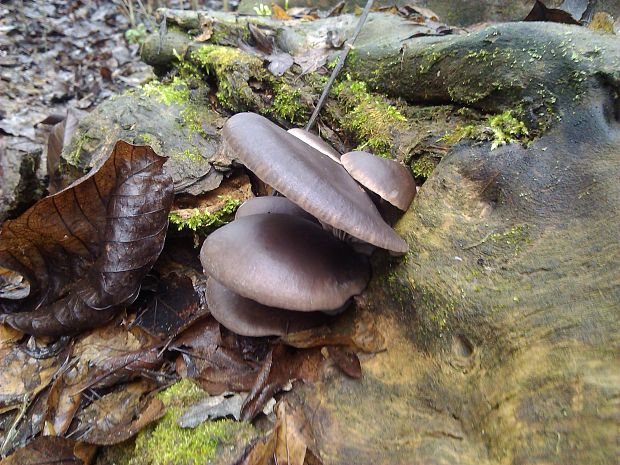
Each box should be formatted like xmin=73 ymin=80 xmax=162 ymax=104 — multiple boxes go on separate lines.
xmin=200 ymin=112 xmax=416 ymax=337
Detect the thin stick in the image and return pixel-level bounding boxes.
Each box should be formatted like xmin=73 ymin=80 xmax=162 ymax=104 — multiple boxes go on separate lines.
xmin=305 ymin=0 xmax=375 ymax=131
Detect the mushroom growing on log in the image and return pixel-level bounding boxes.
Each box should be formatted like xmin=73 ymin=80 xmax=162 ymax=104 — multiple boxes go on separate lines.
xmin=205 ymin=278 xmax=329 ymax=337
xmin=200 ymin=213 xmax=370 ymax=312
xmin=222 ymin=112 xmax=408 ymax=254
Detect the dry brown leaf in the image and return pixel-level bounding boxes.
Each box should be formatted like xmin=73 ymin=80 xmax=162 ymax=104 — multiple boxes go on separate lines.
xmin=238 ymin=397 xmax=322 ymax=465
xmin=64 ymin=323 xmax=162 ymax=396
xmin=0 ymin=141 xmax=174 ymax=337
xmin=73 ymin=380 xmax=165 ymax=445
xmin=0 ymin=345 xmax=60 ymax=413
xmin=0 ymin=436 xmax=96 ymax=465
xmin=271 ymin=3 xmax=292 ymax=20
xmin=325 ymin=346 xmax=362 ymax=379
xmin=240 ymin=345 xmax=323 ymax=421
xmin=524 ymin=0 xmax=586 ymax=24
xmin=47 ymin=108 xmax=87 ymax=194
xmin=0 ymin=324 xmax=22 ymax=350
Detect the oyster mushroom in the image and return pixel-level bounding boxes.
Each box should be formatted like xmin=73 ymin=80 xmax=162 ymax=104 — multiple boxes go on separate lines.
xmin=206 ymin=278 xmax=329 ymax=337
xmin=235 ymin=196 xmax=316 ymax=223
xmin=222 ymin=112 xmax=407 ymax=254
xmin=341 ymin=151 xmax=416 ymax=212
xmin=200 ymin=213 xmax=370 ymax=311
xmin=287 ymin=128 xmax=342 ymax=164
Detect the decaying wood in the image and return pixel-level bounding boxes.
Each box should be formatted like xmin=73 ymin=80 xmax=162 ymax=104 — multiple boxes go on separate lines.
xmin=85 ymin=9 xmax=620 ymax=464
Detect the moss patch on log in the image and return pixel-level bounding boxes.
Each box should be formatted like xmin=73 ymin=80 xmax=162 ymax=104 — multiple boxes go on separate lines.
xmin=333 ymin=78 xmax=408 ymax=158
xmin=169 ymin=195 xmax=242 ymax=232
xmin=191 ymin=44 xmax=268 ymax=111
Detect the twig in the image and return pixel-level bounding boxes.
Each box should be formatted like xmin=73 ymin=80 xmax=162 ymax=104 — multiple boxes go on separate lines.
xmin=305 ymin=0 xmax=375 ymax=131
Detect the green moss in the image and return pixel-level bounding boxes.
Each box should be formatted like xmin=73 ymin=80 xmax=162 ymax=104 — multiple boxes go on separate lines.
xmin=333 ymin=78 xmax=407 ymax=158
xmin=439 ymin=110 xmax=530 ymax=149
xmin=114 ymin=379 xmax=256 ymax=465
xmin=142 ymin=76 xmax=190 ymax=106
xmin=157 ymin=378 xmax=206 ymax=406
xmin=66 ymin=132 xmax=92 ymax=165
xmin=272 ymin=82 xmax=305 ymax=124
xmin=191 ymin=45 xmax=267 ymax=110
xmin=169 ymin=196 xmax=242 ymax=232
xmin=410 ymin=154 xmax=437 ymax=179
xmin=418 ymin=50 xmax=443 ymax=74
xmin=487 ymin=110 xmax=529 ymax=149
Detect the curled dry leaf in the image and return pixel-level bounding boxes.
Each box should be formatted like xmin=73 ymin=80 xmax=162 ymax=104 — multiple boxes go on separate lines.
xmin=0 ymin=141 xmax=174 ymax=337
xmin=524 ymin=0 xmax=587 ymax=24
xmin=240 ymin=397 xmax=322 ymax=465
xmin=177 ymin=392 xmax=245 ymax=427
xmin=325 ymin=346 xmax=362 ymax=379
xmin=73 ymin=380 xmax=165 ymax=445
xmin=172 ymin=316 xmax=265 ymax=395
xmin=0 ymin=436 xmax=96 ymax=465
xmin=240 ymin=345 xmax=323 ymax=421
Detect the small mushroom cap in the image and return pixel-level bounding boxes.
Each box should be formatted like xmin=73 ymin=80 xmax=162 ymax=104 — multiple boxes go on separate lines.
xmin=287 ymin=128 xmax=341 ymax=164
xmin=200 ymin=213 xmax=370 ymax=311
xmin=223 ymin=113 xmax=407 ymax=254
xmin=206 ymin=278 xmax=329 ymax=337
xmin=341 ymin=151 xmax=416 ymax=211
xmin=235 ymin=196 xmax=316 ymax=223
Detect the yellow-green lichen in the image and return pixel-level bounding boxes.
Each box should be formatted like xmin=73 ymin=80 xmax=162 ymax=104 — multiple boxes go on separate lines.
xmin=108 ymin=379 xmax=256 ymax=465
xmin=334 ymin=78 xmax=407 ymax=158
xmin=169 ymin=196 xmax=242 ymax=232
xmin=138 ymin=133 xmax=156 ymax=145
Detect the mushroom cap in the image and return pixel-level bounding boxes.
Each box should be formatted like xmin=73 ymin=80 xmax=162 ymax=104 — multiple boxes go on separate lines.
xmin=223 ymin=113 xmax=407 ymax=254
xmin=341 ymin=151 xmax=416 ymax=211
xmin=235 ymin=196 xmax=316 ymax=223
xmin=287 ymin=128 xmax=342 ymax=164
xmin=206 ymin=278 xmax=329 ymax=337
xmin=200 ymin=213 xmax=370 ymax=311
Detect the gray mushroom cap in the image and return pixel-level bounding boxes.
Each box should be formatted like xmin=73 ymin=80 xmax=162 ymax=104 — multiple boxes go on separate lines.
xmin=235 ymin=196 xmax=316 ymax=223
xmin=200 ymin=213 xmax=370 ymax=311
xmin=223 ymin=112 xmax=407 ymax=254
xmin=341 ymin=151 xmax=417 ymax=211
xmin=206 ymin=278 xmax=329 ymax=337
xmin=287 ymin=128 xmax=342 ymax=164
